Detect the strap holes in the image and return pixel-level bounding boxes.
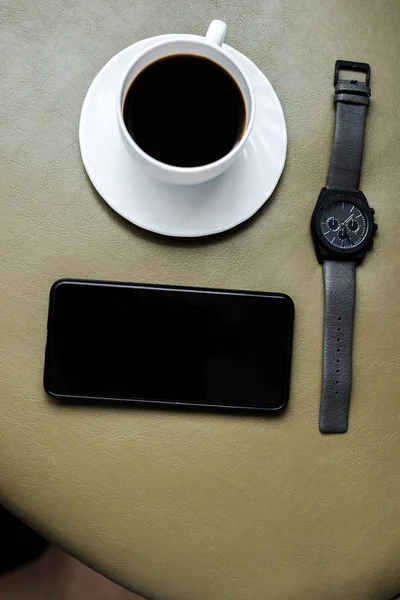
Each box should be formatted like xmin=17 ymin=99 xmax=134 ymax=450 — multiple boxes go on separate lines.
xmin=338 ymin=317 xmax=342 ymax=321
xmin=337 ymin=338 xmax=341 ymax=342
xmin=336 ymin=349 xmax=340 ymax=353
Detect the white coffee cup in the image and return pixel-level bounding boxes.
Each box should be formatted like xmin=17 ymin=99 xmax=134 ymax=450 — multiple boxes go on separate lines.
xmin=116 ymin=20 xmax=255 ymax=185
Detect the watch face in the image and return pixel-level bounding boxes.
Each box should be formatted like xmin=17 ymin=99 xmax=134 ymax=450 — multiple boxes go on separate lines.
xmin=320 ymin=201 xmax=369 ymax=249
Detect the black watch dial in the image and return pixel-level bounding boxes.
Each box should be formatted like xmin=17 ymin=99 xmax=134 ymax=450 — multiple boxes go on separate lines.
xmin=320 ymin=201 xmax=368 ymax=249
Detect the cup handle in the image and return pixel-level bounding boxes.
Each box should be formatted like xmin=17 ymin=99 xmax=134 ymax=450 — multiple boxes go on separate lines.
xmin=205 ymin=20 xmax=227 ymax=47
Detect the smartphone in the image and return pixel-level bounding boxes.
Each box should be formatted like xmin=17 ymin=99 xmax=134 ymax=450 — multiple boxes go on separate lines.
xmin=44 ymin=279 xmax=294 ymax=412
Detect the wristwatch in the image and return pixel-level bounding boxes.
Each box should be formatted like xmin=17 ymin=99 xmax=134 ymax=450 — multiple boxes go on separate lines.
xmin=311 ymin=60 xmax=378 ymax=433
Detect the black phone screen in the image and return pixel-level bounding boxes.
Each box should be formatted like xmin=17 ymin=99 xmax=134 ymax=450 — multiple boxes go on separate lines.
xmin=44 ymin=280 xmax=294 ymax=411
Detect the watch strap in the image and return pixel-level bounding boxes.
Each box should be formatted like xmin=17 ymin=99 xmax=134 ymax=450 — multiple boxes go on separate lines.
xmin=327 ymin=61 xmax=371 ymax=191
xmin=320 ymin=261 xmax=356 ymax=433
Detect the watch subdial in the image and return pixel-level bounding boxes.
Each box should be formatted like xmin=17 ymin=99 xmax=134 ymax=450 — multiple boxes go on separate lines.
xmin=327 ymin=217 xmax=340 ymax=231
xmin=347 ymin=219 xmax=359 ymax=232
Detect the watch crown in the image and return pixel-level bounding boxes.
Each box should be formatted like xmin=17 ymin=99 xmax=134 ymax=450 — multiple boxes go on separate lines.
xmin=373 ymin=223 xmax=378 ymax=231
xmin=370 ymin=208 xmax=375 ymax=215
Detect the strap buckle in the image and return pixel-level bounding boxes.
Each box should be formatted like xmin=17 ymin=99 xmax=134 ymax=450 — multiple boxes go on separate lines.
xmin=334 ymin=60 xmax=371 ymax=87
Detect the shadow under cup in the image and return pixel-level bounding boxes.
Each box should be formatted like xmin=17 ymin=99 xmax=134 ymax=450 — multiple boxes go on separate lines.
xmin=117 ymin=39 xmax=254 ymax=185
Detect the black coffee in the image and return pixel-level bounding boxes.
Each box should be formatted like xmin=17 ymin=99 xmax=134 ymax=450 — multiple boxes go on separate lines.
xmin=123 ymin=54 xmax=246 ymax=167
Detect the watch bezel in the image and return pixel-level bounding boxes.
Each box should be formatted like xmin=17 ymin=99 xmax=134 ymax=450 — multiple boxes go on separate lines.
xmin=311 ymin=188 xmax=375 ymax=264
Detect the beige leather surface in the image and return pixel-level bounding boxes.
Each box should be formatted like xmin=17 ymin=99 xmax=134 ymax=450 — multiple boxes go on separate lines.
xmin=1 ymin=1 xmax=399 ymax=599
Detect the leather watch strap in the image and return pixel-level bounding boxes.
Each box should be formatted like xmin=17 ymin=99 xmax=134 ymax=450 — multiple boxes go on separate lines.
xmin=327 ymin=62 xmax=371 ymax=191
xmin=320 ymin=261 xmax=356 ymax=433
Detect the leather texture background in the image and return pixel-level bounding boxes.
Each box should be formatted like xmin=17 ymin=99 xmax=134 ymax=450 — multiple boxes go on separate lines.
xmin=1 ymin=1 xmax=399 ymax=599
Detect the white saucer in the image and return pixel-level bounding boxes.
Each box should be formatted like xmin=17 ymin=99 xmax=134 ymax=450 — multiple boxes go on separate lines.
xmin=79 ymin=35 xmax=287 ymax=237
